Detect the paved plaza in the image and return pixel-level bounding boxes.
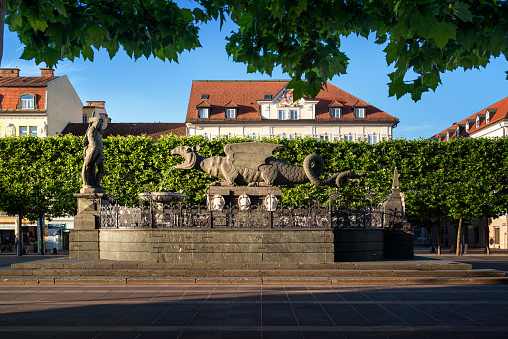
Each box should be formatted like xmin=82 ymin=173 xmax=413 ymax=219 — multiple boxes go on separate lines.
xmin=1 ymin=250 xmax=508 ymax=338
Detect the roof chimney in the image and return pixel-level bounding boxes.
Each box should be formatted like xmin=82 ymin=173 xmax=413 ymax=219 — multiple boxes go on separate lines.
xmin=86 ymin=101 xmax=105 ymax=107
xmin=1 ymin=68 xmax=20 ymax=77
xmin=40 ymin=68 xmax=54 ymax=78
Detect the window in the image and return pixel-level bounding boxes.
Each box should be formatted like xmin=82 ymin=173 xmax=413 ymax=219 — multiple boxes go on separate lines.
xmin=201 ymin=94 xmax=209 ymax=100
xmin=83 ymin=115 xmax=88 ymax=123
xmin=495 ymin=227 xmax=500 ymax=245
xmin=446 ymin=131 xmax=450 ymax=141
xmin=29 ymin=126 xmax=37 ymax=136
xmin=264 ymin=94 xmax=272 ymax=100
xmin=465 ymin=121 xmax=469 ymax=132
xmin=319 ymin=134 xmax=329 ymax=141
xmin=19 ymin=126 xmax=28 ymax=137
xmin=486 ymin=111 xmax=490 ymax=124
xmin=278 ymin=110 xmax=287 ymax=120
xmin=226 ymin=108 xmax=236 ymax=119
xmin=198 ymin=108 xmax=209 ymax=119
xmin=355 ymin=108 xmax=366 ymax=118
xmin=343 ymin=134 xmax=354 ymax=141
xmin=21 ymin=95 xmax=34 ymax=109
xmin=476 ymin=116 xmax=480 ymax=128
xmin=278 ymin=109 xmax=299 ymax=120
xmin=330 ymin=108 xmax=341 ymax=118
xmin=367 ymin=134 xmax=378 ymax=145
xmin=456 ymin=126 xmax=460 ymax=137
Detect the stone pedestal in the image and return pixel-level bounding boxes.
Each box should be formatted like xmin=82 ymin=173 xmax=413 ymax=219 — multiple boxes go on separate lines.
xmin=381 ymin=168 xmax=414 ymax=259
xmin=70 ymin=191 xmax=109 ymax=259
xmin=207 ymin=186 xmax=282 ymax=208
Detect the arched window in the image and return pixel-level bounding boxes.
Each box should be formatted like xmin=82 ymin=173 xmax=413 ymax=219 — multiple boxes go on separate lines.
xmin=21 ymin=95 xmax=34 ymax=109
xmin=17 ymin=93 xmax=38 ymax=110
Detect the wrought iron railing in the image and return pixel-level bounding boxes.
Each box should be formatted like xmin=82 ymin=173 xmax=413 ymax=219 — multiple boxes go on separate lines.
xmin=100 ymin=201 xmax=385 ymax=229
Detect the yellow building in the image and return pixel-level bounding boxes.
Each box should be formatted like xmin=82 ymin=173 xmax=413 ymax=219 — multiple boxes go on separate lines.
xmin=0 ymin=68 xmax=82 ymax=138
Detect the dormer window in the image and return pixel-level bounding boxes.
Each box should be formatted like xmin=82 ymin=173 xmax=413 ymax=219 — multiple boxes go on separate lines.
xmin=465 ymin=121 xmax=469 ymax=132
xmin=355 ymin=107 xmax=366 ymax=118
xmin=476 ymin=116 xmax=480 ymax=128
xmin=226 ymin=108 xmax=236 ymax=119
xmin=486 ymin=111 xmax=490 ymax=124
xmin=456 ymin=126 xmax=460 ymax=137
xmin=446 ymin=131 xmax=450 ymax=141
xmin=16 ymin=93 xmax=37 ymax=109
xmin=330 ymin=108 xmax=341 ymax=118
xmin=199 ymin=108 xmax=209 ymax=118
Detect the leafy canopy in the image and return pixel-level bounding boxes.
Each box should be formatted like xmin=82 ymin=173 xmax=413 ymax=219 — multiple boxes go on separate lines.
xmin=5 ymin=0 xmax=508 ymax=100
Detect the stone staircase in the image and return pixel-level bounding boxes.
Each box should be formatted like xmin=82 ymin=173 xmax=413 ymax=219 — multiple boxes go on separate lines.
xmin=1 ymin=259 xmax=507 ymax=285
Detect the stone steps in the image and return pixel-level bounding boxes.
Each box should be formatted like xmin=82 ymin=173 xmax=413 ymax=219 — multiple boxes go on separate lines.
xmin=1 ymin=276 xmax=507 ymax=285
xmin=0 ymin=268 xmax=504 ymax=278
xmin=1 ymin=259 xmax=507 ymax=285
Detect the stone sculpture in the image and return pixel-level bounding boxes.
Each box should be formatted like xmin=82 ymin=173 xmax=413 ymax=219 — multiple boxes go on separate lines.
xmin=81 ymin=111 xmax=105 ymax=193
xmin=238 ymin=193 xmax=251 ymax=211
xmin=171 ymin=142 xmax=362 ymax=188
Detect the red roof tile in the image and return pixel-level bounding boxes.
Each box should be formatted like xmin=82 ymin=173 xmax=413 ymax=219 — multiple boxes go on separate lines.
xmin=186 ymin=80 xmax=398 ymax=123
xmin=328 ymin=100 xmax=343 ymax=107
xmin=61 ymin=123 xmax=186 ymax=141
xmin=431 ymin=96 xmax=508 ymax=140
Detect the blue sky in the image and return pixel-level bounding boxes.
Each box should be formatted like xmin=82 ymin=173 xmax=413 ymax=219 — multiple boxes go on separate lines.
xmin=2 ymin=19 xmax=507 ymax=140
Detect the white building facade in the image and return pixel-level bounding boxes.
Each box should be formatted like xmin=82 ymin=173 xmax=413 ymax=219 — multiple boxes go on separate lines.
xmin=185 ymin=80 xmax=399 ymax=143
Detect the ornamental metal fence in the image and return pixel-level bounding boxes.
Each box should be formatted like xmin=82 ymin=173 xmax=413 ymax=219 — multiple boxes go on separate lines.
xmin=100 ymin=200 xmax=385 ymax=230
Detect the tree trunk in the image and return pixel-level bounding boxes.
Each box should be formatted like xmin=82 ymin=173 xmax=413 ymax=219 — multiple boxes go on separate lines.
xmin=38 ymin=215 xmax=45 ymax=255
xmin=437 ymin=214 xmax=441 ymax=255
xmin=456 ymin=217 xmax=462 ymax=256
xmin=0 ymin=0 xmax=6 ymax=67
xmin=15 ymin=214 xmax=22 ymax=256
xmin=485 ymin=217 xmax=490 ymax=255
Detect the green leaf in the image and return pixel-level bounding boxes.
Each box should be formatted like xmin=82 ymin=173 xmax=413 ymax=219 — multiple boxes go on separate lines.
xmin=430 ymin=22 xmax=457 ymax=49
xmin=452 ymin=1 xmax=473 ymax=22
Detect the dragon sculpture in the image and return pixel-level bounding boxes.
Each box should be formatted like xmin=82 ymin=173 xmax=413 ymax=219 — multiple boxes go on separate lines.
xmin=171 ymin=142 xmax=362 ymax=188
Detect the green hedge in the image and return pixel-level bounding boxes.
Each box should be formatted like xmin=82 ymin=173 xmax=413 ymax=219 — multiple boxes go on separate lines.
xmin=0 ymin=135 xmax=507 ymax=226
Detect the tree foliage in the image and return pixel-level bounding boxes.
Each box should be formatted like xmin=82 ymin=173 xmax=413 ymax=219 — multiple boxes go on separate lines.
xmin=0 ymin=135 xmax=82 ymax=221
xmin=0 ymin=135 xmax=507 ymax=230
xmin=4 ymin=0 xmax=508 ymax=100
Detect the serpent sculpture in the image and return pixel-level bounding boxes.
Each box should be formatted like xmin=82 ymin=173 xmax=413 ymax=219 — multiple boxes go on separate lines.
xmin=171 ymin=142 xmax=362 ymax=188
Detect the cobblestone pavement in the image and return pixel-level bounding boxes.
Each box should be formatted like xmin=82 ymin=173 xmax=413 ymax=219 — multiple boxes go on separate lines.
xmin=1 ymin=283 xmax=508 ymax=338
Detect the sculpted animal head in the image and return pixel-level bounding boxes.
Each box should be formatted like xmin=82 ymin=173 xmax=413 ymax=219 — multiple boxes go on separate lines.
xmin=171 ymin=145 xmax=201 ymax=170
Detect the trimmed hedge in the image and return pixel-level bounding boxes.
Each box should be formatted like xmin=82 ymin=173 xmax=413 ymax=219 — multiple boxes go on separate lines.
xmin=0 ymin=135 xmax=506 ymax=225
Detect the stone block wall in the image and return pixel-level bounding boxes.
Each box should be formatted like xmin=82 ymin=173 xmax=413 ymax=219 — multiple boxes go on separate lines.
xmin=333 ymin=229 xmax=384 ymax=261
xmin=99 ymin=229 xmax=339 ymax=263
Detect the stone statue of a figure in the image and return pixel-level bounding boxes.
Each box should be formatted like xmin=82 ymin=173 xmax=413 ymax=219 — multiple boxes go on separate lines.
xmin=81 ymin=111 xmax=105 ymax=193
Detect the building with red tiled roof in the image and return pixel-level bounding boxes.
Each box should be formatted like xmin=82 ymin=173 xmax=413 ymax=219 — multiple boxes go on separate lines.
xmin=185 ymin=80 xmax=399 ymax=143
xmin=430 ymin=96 xmax=508 ymax=141
xmin=426 ymin=96 xmax=508 ymax=251
xmin=61 ymin=122 xmax=186 ymax=141
xmin=0 ymin=68 xmax=82 ymax=137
